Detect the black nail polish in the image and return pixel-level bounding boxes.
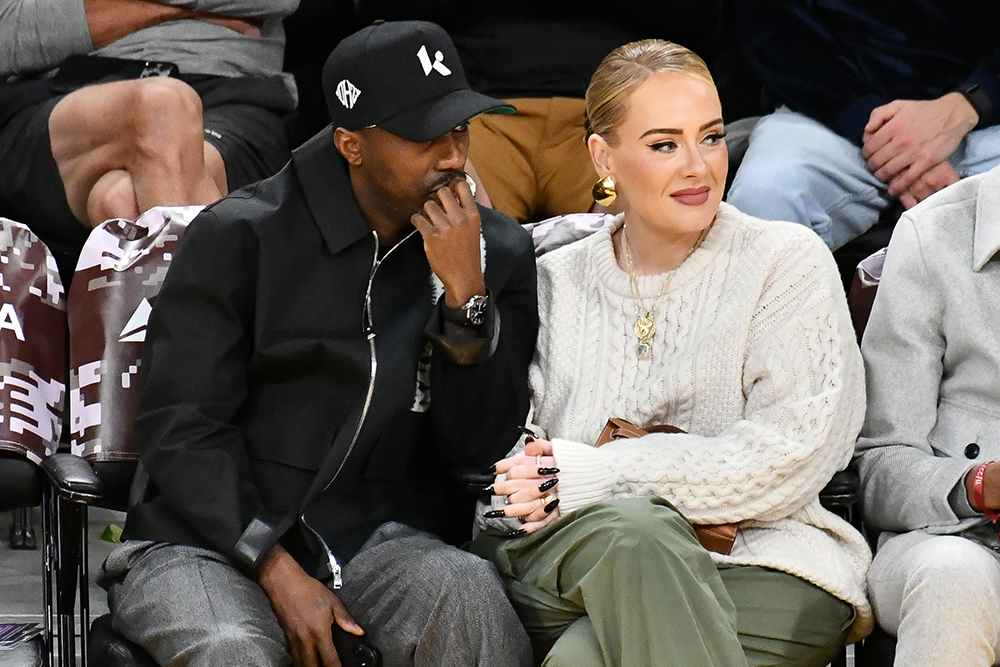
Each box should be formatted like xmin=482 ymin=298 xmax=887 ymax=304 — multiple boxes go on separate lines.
xmin=482 ymin=484 xmax=495 ymax=494
xmin=538 ymin=478 xmax=558 ymax=492
xmin=506 ymin=529 xmax=527 ymax=538
xmin=483 ymin=509 xmax=506 ymax=519
xmin=544 ymin=498 xmax=560 ymax=513
xmin=482 ymin=464 xmax=496 ymax=475
xmin=537 ymin=467 xmax=560 ymax=475
xmin=525 ymin=435 xmax=536 ymax=444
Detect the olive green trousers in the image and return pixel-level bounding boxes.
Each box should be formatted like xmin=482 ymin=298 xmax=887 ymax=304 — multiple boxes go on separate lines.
xmin=469 ymin=497 xmax=853 ymax=667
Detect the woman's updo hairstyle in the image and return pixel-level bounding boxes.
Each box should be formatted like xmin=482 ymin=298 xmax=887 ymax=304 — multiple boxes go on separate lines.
xmin=585 ymin=39 xmax=715 ymax=146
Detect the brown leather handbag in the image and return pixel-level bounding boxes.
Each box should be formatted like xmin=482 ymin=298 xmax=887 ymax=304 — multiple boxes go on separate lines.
xmin=595 ymin=418 xmax=739 ymax=555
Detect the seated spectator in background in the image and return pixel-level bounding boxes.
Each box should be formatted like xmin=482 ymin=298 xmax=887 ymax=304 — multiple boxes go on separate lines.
xmin=471 ymin=39 xmax=872 ymax=667
xmin=0 ymin=0 xmax=299 ymax=278
xmin=356 ymin=0 xmax=722 ymax=223
xmin=856 ymin=164 xmax=1000 ymax=666
xmin=97 ymin=20 xmax=537 ymax=667
xmin=727 ymin=1 xmax=1000 ymax=250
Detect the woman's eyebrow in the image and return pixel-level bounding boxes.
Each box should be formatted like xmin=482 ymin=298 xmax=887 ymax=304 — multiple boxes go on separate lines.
xmin=639 ymin=118 xmax=725 ymax=139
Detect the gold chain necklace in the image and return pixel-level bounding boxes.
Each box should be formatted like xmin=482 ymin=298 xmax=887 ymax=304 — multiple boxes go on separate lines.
xmin=622 ymin=223 xmax=707 ymax=360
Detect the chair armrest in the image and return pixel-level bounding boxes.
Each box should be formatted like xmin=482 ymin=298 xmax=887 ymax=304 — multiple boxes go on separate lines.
xmin=41 ymin=453 xmax=104 ymax=504
xmin=819 ymin=466 xmax=860 ymax=512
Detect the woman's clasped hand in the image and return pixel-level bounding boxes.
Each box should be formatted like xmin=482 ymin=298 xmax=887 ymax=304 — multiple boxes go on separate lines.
xmin=485 ymin=438 xmax=561 ymax=533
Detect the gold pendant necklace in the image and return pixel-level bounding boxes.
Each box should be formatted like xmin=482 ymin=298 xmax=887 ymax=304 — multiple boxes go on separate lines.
xmin=622 ymin=222 xmax=707 ymax=360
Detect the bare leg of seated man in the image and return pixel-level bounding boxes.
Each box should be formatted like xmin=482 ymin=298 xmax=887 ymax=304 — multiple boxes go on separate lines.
xmin=48 ymin=76 xmax=227 ymax=228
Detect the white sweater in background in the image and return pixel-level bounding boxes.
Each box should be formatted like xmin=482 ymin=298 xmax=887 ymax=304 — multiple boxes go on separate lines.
xmin=530 ymin=202 xmax=873 ymax=640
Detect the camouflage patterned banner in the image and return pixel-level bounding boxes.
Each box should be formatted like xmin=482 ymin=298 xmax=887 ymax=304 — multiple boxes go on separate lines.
xmin=69 ymin=206 xmax=201 ymax=462
xmin=0 ymin=218 xmax=66 ymax=463
xmin=523 ymin=213 xmax=617 ymax=257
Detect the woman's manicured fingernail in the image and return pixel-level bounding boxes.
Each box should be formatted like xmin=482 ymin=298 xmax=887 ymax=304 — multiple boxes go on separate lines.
xmin=537 ymin=467 xmax=560 ymax=475
xmin=525 ymin=435 xmax=536 ymax=444
xmin=544 ymin=498 xmax=560 ymax=513
xmin=538 ymin=478 xmax=558 ymax=492
xmin=482 ymin=484 xmax=495 ymax=494
xmin=506 ymin=529 xmax=527 ymax=538
xmin=482 ymin=464 xmax=497 ymax=475
xmin=483 ymin=509 xmax=506 ymax=519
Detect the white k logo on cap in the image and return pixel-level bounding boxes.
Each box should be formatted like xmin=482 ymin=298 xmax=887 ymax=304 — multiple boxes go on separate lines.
xmin=336 ymin=79 xmax=361 ymax=109
xmin=417 ymin=45 xmax=452 ymax=77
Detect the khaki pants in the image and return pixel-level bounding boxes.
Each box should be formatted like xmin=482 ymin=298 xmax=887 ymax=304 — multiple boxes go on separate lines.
xmin=470 ymin=497 xmax=853 ymax=667
xmin=468 ymin=97 xmax=596 ymax=223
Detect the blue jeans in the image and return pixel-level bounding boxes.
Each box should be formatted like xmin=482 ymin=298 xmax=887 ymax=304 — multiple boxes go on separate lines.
xmin=726 ymin=107 xmax=1000 ymax=249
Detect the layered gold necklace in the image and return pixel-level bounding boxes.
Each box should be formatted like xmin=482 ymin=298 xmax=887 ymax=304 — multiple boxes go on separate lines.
xmin=621 ymin=223 xmax=708 ymax=360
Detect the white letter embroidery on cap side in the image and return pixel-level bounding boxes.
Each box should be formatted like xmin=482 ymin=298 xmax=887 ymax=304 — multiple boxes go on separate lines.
xmin=336 ymin=79 xmax=361 ymax=109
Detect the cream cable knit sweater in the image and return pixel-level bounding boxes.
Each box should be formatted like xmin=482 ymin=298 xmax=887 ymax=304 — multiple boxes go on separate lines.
xmin=529 ymin=203 xmax=873 ymax=640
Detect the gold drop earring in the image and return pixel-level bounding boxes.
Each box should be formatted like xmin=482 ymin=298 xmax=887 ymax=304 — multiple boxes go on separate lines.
xmin=592 ymin=176 xmax=616 ymax=206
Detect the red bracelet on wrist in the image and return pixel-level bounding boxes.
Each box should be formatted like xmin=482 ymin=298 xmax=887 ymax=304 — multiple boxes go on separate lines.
xmin=973 ymin=462 xmax=1000 ymax=523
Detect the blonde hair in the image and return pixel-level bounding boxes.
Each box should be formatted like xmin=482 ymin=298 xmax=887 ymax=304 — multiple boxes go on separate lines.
xmin=585 ymin=40 xmax=715 ymax=145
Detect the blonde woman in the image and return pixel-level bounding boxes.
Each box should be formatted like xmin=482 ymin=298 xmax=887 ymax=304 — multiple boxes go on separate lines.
xmin=470 ymin=40 xmax=872 ymax=667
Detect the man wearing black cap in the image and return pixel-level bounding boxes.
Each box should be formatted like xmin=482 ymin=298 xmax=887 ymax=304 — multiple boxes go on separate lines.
xmin=98 ymin=20 xmax=536 ymax=667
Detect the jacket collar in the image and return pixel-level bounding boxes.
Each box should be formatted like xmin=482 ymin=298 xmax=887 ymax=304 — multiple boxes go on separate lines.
xmin=291 ymin=125 xmax=374 ymax=255
xmin=973 ymin=167 xmax=1000 ymax=271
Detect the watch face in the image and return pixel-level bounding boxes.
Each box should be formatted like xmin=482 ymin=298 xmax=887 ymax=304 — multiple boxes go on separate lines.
xmin=466 ymin=295 xmax=488 ymax=325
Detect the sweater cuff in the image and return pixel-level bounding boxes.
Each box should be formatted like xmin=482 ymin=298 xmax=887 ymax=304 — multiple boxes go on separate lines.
xmin=550 ymin=439 xmax=614 ymax=514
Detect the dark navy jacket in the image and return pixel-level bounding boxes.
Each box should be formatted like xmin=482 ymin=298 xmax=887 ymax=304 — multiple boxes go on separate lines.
xmin=738 ymin=1 xmax=1000 ymax=143
xmin=124 ymin=126 xmax=538 ymax=577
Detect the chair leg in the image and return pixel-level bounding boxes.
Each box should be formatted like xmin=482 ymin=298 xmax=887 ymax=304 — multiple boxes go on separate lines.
xmin=54 ymin=494 xmax=86 ymax=667
xmin=43 ymin=488 xmax=55 ymax=667
xmin=10 ymin=507 xmax=38 ymax=550
xmin=79 ymin=503 xmax=90 ymax=667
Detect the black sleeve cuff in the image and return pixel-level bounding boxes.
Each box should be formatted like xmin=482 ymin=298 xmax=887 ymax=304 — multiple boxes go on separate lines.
xmin=425 ymin=294 xmax=500 ymax=365
xmin=232 ymin=506 xmax=288 ymax=573
xmin=832 ymin=93 xmax=890 ymax=144
xmin=957 ymin=70 xmax=1000 ymax=130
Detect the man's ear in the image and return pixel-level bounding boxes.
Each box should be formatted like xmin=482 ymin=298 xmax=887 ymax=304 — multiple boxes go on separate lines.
xmin=588 ymin=133 xmax=613 ymax=177
xmin=333 ymin=127 xmax=363 ymax=166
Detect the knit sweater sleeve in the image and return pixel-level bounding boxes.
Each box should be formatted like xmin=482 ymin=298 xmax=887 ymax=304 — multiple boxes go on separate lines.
xmin=551 ymin=233 xmax=866 ymax=523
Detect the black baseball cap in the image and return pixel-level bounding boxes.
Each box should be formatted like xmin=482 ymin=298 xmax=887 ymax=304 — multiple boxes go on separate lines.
xmin=322 ymin=20 xmax=515 ymax=142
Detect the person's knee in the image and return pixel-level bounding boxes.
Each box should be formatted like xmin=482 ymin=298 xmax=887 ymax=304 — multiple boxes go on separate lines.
xmin=121 ymin=77 xmax=205 ymax=149
xmin=728 ymin=152 xmax=818 ymax=214
xmin=587 ymin=498 xmax=695 ymax=548
xmin=418 ymin=547 xmax=506 ymax=607
xmin=403 ymin=547 xmax=530 ymax=665
xmin=183 ymin=621 xmax=289 ymax=667
xmin=903 ymin=537 xmax=1000 ymax=611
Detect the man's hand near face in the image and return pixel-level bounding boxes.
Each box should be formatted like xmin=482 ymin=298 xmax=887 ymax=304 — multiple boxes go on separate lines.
xmin=411 ymin=176 xmax=487 ymax=308
xmin=258 ymin=545 xmax=364 ymax=667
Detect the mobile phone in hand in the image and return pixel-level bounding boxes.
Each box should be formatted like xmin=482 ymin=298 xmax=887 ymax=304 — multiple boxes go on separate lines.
xmin=331 ymin=623 xmax=381 ymax=667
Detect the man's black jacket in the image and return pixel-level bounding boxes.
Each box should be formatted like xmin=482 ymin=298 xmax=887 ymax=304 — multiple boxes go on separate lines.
xmin=124 ymin=126 xmax=538 ymax=577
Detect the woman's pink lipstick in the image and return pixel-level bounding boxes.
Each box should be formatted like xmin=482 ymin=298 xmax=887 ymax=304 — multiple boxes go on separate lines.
xmin=671 ymin=186 xmax=711 ymax=206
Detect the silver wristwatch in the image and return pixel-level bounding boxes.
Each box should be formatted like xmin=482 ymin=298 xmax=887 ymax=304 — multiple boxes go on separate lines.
xmin=442 ymin=293 xmax=489 ymax=327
